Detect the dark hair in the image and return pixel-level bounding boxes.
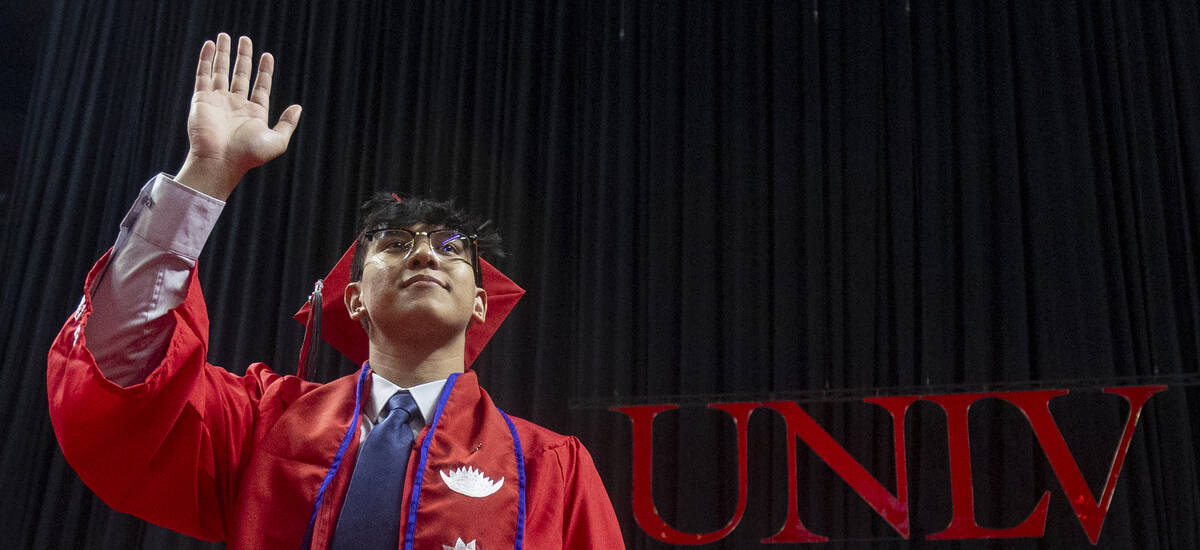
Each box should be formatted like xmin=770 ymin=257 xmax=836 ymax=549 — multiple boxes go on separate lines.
xmin=349 ymin=194 xmax=505 ymax=283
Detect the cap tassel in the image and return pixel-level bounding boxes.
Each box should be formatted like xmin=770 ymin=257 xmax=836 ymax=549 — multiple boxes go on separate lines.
xmin=296 ymin=279 xmax=324 ymax=380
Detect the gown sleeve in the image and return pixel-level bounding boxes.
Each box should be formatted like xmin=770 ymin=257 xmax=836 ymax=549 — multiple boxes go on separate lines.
xmin=555 ymin=437 xmax=627 ymax=549
xmin=522 ymin=431 xmax=626 ymax=549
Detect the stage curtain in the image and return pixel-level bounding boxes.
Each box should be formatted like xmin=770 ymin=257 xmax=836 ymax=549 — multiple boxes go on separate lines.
xmin=2 ymin=1 xmax=1199 ymax=548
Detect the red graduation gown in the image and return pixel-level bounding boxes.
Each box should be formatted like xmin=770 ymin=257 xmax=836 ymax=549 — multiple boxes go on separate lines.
xmin=46 ymin=252 xmax=625 ymax=549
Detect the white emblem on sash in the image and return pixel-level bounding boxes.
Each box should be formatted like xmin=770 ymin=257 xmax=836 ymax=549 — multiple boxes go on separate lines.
xmin=439 ymin=465 xmax=504 ymax=498
xmin=442 ymin=537 xmax=479 ymax=550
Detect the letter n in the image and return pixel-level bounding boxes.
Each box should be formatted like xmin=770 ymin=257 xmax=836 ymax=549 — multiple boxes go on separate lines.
xmin=611 ymin=402 xmax=758 ymax=545
xmin=760 ymin=397 xmax=917 ymax=542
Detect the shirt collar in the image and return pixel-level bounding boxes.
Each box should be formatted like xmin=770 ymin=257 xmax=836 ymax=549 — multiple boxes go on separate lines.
xmin=368 ymin=372 xmax=447 ymax=426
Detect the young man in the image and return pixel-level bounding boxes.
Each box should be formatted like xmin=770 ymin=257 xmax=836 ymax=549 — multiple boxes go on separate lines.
xmin=46 ymin=33 xmax=624 ymax=549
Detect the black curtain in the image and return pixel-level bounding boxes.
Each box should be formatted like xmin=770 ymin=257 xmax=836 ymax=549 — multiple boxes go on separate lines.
xmin=3 ymin=1 xmax=1200 ymax=548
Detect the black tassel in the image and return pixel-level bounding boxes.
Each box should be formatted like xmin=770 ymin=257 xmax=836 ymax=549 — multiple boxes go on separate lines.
xmin=296 ymin=279 xmax=324 ymax=380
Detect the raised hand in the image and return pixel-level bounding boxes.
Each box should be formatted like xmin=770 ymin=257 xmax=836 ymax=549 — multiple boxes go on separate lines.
xmin=176 ymin=33 xmax=302 ymax=200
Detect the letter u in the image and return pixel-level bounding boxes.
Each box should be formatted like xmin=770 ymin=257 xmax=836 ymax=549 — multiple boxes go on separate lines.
xmin=611 ymin=402 xmax=757 ymax=545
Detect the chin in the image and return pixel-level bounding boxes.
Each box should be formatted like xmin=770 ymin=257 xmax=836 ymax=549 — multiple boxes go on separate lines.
xmin=374 ymin=308 xmax=470 ymax=341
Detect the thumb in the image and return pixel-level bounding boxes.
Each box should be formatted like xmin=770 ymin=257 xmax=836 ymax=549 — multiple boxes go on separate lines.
xmin=273 ymin=104 xmax=303 ymax=142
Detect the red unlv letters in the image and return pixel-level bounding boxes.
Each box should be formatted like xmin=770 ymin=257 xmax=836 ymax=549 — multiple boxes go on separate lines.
xmin=612 ymin=385 xmax=1164 ymax=546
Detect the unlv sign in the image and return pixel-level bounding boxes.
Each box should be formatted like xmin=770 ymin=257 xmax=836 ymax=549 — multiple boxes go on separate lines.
xmin=612 ymin=385 xmax=1165 ymax=545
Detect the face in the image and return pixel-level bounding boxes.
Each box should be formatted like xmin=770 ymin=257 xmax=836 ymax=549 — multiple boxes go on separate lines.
xmin=345 ymin=224 xmax=487 ymax=342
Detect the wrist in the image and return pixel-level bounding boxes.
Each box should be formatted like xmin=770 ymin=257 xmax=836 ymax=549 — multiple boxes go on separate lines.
xmin=175 ymin=154 xmax=243 ymax=201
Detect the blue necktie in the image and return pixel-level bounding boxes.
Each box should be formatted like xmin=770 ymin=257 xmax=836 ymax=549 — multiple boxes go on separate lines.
xmin=331 ymin=390 xmax=421 ymax=550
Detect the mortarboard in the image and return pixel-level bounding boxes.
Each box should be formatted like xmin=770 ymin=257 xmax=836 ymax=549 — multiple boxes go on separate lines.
xmin=293 ymin=240 xmax=525 ymax=379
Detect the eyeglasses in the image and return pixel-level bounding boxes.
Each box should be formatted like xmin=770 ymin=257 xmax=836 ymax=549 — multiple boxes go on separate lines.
xmin=363 ymin=228 xmax=482 ymax=285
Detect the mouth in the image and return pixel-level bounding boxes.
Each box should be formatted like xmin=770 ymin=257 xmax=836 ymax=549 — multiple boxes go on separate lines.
xmin=401 ymin=274 xmax=448 ymax=289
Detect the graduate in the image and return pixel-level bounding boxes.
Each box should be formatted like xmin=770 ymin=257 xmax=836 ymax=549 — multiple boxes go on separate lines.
xmin=46 ymin=33 xmax=624 ymax=550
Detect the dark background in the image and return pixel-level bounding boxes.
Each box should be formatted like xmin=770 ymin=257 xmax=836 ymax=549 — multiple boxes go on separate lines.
xmin=2 ymin=1 xmax=1199 ymax=548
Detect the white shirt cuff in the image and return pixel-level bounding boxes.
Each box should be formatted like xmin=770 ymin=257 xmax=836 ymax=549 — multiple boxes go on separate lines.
xmin=119 ymin=173 xmax=225 ymax=259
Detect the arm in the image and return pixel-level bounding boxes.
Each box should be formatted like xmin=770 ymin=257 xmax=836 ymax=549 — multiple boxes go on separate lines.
xmin=84 ymin=33 xmax=301 ymax=386
xmin=86 ymin=174 xmax=224 ymax=386
xmin=47 ymin=33 xmax=303 ymax=540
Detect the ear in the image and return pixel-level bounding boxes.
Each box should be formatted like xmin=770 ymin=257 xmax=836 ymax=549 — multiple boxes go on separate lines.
xmin=472 ymin=286 xmax=487 ymax=324
xmin=344 ymin=281 xmax=367 ymax=322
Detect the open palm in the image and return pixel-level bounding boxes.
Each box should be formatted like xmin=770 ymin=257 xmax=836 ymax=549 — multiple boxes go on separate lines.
xmin=183 ymin=34 xmax=301 ymax=197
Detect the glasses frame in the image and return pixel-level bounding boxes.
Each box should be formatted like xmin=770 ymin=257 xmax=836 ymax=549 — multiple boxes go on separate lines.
xmin=363 ymin=227 xmax=482 ymax=287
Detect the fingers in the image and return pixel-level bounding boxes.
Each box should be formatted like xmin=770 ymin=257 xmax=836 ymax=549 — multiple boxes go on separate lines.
xmin=229 ymin=36 xmax=254 ymax=96
xmin=249 ymin=52 xmax=274 ymax=109
xmin=194 ymin=40 xmax=215 ymax=92
xmin=212 ymin=33 xmax=232 ymax=91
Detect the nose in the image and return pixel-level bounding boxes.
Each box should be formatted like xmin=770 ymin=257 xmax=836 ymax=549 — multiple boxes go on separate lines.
xmin=407 ymin=234 xmax=440 ymax=269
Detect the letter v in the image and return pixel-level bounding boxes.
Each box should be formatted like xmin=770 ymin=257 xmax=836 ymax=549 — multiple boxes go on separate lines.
xmin=1003 ymin=386 xmax=1165 ymax=545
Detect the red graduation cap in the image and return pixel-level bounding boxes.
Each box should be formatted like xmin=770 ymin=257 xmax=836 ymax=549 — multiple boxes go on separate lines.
xmin=293 ymin=240 xmax=525 ymax=379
